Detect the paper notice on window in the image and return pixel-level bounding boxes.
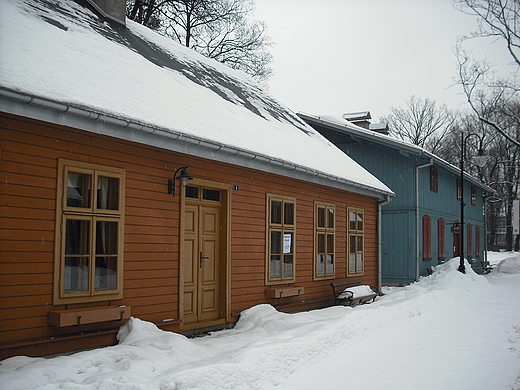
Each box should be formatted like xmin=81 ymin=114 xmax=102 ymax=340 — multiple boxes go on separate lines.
xmin=284 ymin=234 xmax=291 ymax=253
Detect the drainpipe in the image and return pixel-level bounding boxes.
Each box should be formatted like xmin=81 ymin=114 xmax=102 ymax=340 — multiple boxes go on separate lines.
xmin=483 ymin=193 xmax=489 ymax=263
xmin=378 ymin=194 xmax=391 ymax=292
xmin=415 ymin=159 xmax=433 ymax=281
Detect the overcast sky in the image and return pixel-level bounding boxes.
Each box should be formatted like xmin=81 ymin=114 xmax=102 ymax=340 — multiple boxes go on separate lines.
xmin=253 ymin=0 xmax=515 ymax=121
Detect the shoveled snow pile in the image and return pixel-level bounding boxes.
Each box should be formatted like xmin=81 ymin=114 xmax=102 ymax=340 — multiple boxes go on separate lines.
xmin=495 ymin=253 xmax=520 ymax=274
xmin=1 ymin=255 xmax=520 ymax=390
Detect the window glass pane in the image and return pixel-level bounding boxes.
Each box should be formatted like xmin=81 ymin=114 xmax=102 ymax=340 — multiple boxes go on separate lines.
xmin=284 ymin=202 xmax=294 ymax=225
xmin=349 ymin=253 xmax=356 ymax=273
xmin=317 ymin=254 xmax=325 ymax=275
xmin=326 ymin=254 xmax=334 ymax=274
xmin=318 ymin=233 xmax=325 ymax=253
xmin=357 ymin=213 xmax=364 ymax=231
xmin=327 ymin=208 xmax=334 ymax=229
xmin=203 ymin=188 xmax=220 ymax=202
xmin=270 ymin=255 xmax=281 ymax=278
xmin=67 ymin=172 xmax=91 ymax=208
xmin=64 ymin=257 xmax=89 ymax=293
xmin=271 ymin=200 xmax=282 ymax=224
xmin=357 ymin=236 xmax=363 ymax=271
xmin=327 ymin=233 xmax=334 ymax=253
xmin=271 ymin=231 xmax=281 ymax=254
xmin=430 ymin=166 xmax=438 ymax=192
xmin=96 ymin=221 xmax=118 ymax=255
xmin=349 ymin=235 xmax=357 ymax=273
xmin=357 ymin=252 xmax=363 ymax=272
xmin=284 ymin=232 xmax=293 ymax=254
xmin=97 ymin=176 xmax=119 ymax=210
xmin=64 ymin=219 xmax=90 ymax=293
xmin=350 ymin=235 xmax=356 ymax=254
xmin=349 ymin=211 xmax=356 ymax=231
xmin=95 ymin=257 xmax=117 ymax=290
xmin=317 ymin=207 xmax=325 ymax=228
xmin=283 ymin=254 xmax=293 ymax=277
xmin=65 ymin=219 xmax=90 ymax=255
xmin=186 ymin=186 xmax=198 ymax=199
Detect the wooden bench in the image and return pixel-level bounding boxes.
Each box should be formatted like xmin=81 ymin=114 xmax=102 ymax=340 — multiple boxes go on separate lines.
xmin=481 ymin=261 xmax=493 ymax=274
xmin=330 ymin=279 xmax=378 ymax=307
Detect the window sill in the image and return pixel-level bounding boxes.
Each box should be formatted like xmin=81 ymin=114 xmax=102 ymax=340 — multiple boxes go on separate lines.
xmin=313 ymin=274 xmax=335 ymax=281
xmin=48 ymin=305 xmax=131 ymax=327
xmin=265 ymin=286 xmax=304 ymax=299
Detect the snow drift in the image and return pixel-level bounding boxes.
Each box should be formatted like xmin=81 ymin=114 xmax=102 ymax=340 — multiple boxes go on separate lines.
xmin=2 ymin=255 xmax=520 ymax=390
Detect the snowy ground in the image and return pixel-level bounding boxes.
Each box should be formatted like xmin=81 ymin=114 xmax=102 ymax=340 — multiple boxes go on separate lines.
xmin=2 ymin=253 xmax=520 ymax=390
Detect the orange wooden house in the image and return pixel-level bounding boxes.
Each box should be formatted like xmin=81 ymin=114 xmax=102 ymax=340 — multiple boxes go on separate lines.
xmin=0 ymin=0 xmax=393 ymax=359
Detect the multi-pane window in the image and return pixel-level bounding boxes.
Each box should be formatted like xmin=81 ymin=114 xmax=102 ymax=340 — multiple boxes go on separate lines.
xmin=348 ymin=208 xmax=364 ymax=276
xmin=471 ymin=186 xmax=476 ymax=206
xmin=422 ymin=215 xmax=432 ymax=261
xmin=437 ymin=218 xmax=445 ymax=261
xmin=54 ymin=160 xmax=125 ymax=304
xmin=456 ymin=178 xmax=462 ymax=201
xmin=315 ymin=202 xmax=335 ymax=279
xmin=266 ymin=194 xmax=296 ymax=283
xmin=430 ymin=166 xmax=438 ymax=192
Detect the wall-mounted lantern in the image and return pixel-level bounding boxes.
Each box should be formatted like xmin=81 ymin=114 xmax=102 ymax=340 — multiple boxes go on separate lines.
xmin=167 ymin=166 xmax=193 ymax=196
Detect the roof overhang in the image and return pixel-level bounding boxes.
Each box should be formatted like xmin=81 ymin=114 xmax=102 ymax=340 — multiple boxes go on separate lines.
xmin=0 ymin=88 xmax=394 ymax=200
xmin=298 ymin=112 xmax=495 ymax=194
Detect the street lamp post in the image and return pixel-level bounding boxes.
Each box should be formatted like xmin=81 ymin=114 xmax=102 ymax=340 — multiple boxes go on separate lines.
xmin=458 ymin=132 xmax=489 ymax=274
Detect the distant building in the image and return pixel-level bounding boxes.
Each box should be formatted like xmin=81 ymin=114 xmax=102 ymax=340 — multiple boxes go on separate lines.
xmin=299 ymin=112 xmax=493 ymax=286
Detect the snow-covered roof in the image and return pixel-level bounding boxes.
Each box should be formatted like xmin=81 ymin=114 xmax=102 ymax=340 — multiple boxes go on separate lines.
xmin=298 ymin=112 xmax=494 ymax=193
xmin=0 ymin=0 xmax=393 ymax=199
xmin=342 ymin=111 xmax=371 ymax=121
xmin=369 ymin=123 xmax=389 ymax=132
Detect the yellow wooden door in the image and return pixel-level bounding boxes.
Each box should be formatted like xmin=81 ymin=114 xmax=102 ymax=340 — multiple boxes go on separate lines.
xmin=182 ymin=203 xmax=220 ymax=324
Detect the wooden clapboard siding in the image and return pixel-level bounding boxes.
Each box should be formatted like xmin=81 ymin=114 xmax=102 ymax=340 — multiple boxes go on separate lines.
xmin=1 ymin=111 xmax=380 ymax=358
xmin=0 ymin=113 xmax=184 ymax=358
xmin=225 ymin=164 xmax=379 ymax=316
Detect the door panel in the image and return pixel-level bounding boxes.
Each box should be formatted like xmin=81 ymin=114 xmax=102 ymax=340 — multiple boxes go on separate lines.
xmin=182 ymin=202 xmax=221 ymax=324
xmin=183 ymin=205 xmax=198 ymax=324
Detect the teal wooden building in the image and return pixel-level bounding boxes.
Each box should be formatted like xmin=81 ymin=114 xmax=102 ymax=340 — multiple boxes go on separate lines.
xmin=299 ymin=112 xmax=493 ymax=285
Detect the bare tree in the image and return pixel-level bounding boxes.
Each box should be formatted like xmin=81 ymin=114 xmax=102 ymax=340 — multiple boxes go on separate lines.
xmin=477 ymin=110 xmax=519 ymax=251
xmin=380 ymin=96 xmax=457 ymax=153
xmin=455 ymin=0 xmax=519 ymax=67
xmin=453 ymin=0 xmax=520 ymax=250
xmin=454 ymin=0 xmax=520 ymax=147
xmin=436 ymin=107 xmax=520 ymax=251
xmin=127 ymin=0 xmax=273 ymax=81
xmin=455 ymin=45 xmax=520 ymax=147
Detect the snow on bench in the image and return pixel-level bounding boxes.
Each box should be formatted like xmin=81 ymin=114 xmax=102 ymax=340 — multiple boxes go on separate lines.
xmin=330 ymin=279 xmax=378 ymax=307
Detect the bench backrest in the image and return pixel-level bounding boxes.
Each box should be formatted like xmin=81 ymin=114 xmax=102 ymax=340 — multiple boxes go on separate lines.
xmin=330 ymin=278 xmax=363 ymax=296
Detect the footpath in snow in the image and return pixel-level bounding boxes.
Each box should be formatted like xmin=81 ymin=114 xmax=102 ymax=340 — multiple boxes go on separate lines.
xmin=1 ymin=253 xmax=520 ymax=390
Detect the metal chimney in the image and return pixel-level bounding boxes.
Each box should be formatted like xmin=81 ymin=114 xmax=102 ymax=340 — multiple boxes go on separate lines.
xmin=87 ymin=0 xmax=126 ymax=25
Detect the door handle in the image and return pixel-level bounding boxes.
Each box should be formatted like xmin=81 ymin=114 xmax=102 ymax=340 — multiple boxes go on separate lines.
xmin=200 ymin=252 xmax=209 ymax=267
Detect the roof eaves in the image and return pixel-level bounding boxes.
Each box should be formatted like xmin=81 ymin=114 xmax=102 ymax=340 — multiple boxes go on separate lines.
xmin=0 ymin=88 xmax=394 ymax=200
xmin=298 ymin=112 xmax=494 ymax=194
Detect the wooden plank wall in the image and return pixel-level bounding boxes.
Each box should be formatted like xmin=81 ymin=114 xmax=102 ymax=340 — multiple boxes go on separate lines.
xmin=0 ymin=112 xmax=379 ymax=358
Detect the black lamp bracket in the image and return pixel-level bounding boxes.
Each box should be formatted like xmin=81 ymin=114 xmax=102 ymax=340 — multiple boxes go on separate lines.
xmin=167 ymin=166 xmax=192 ymax=196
